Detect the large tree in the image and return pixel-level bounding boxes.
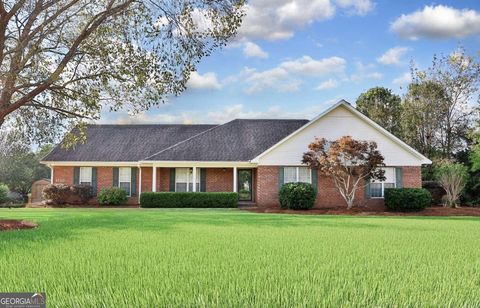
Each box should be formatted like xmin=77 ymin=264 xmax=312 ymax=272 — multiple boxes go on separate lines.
xmin=302 ymin=136 xmax=385 ymax=209
xmin=0 ymin=0 xmax=244 ymax=144
xmin=356 ymin=87 xmax=402 ymax=136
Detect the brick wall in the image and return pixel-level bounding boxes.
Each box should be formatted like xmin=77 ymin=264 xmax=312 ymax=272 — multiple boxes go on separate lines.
xmin=403 ymin=166 xmax=422 ymax=188
xmin=206 ymin=168 xmax=233 ymax=192
xmin=53 ymin=166 xmax=73 ymax=185
xmin=159 ymin=168 xmax=170 ymax=192
xmin=141 ymin=167 xmax=152 ymax=192
xmin=256 ymin=166 xmax=279 ymax=207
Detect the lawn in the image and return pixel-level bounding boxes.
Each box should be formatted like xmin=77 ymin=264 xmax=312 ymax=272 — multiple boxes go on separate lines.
xmin=1 ymin=209 xmax=480 ymax=307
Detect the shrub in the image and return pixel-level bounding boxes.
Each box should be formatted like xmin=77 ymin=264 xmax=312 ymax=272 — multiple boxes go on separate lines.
xmin=0 ymin=183 xmax=9 ymax=203
xmin=97 ymin=187 xmax=128 ymax=205
xmin=434 ymin=162 xmax=468 ymax=208
xmin=43 ymin=184 xmax=92 ymax=205
xmin=384 ymin=188 xmax=432 ymax=212
xmin=140 ymin=192 xmax=238 ymax=208
xmin=279 ymin=182 xmax=316 ymax=210
xmin=422 ymin=181 xmax=445 ymax=205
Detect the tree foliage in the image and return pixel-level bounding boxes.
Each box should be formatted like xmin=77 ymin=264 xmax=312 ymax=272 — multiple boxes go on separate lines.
xmin=356 ymin=87 xmax=402 ymax=135
xmin=0 ymin=0 xmax=244 ymax=144
xmin=434 ymin=161 xmax=468 ymax=208
xmin=302 ymin=136 xmax=385 ymax=209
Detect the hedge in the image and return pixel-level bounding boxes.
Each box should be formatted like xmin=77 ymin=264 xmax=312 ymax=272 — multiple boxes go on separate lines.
xmin=140 ymin=192 xmax=238 ymax=208
xmin=279 ymin=182 xmax=316 ymax=210
xmin=43 ymin=184 xmax=92 ymax=205
xmin=384 ymin=188 xmax=432 ymax=212
xmin=97 ymin=187 xmax=128 ymax=205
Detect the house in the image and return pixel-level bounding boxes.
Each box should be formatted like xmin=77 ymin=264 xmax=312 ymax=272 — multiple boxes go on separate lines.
xmin=41 ymin=100 xmax=431 ymax=208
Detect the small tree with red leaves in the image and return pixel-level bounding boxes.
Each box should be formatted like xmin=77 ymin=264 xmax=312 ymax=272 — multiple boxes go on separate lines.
xmin=302 ymin=136 xmax=386 ymax=209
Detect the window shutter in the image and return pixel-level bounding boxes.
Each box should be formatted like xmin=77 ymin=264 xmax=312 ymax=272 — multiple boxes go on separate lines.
xmin=73 ymin=167 xmax=80 ymax=185
xmin=395 ymin=167 xmax=403 ymax=188
xmin=169 ymin=168 xmax=176 ymax=192
xmin=278 ymin=167 xmax=284 ymax=189
xmin=113 ymin=167 xmax=119 ymax=187
xmin=364 ymin=178 xmax=371 ymax=199
xmin=131 ymin=167 xmax=137 ymax=196
xmin=311 ymin=168 xmax=318 ymax=194
xmin=91 ymin=167 xmax=97 ymax=196
xmin=200 ymin=168 xmax=206 ymax=192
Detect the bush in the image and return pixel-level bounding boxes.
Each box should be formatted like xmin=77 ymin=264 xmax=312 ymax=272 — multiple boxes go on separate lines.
xmin=97 ymin=187 xmax=128 ymax=205
xmin=140 ymin=192 xmax=238 ymax=208
xmin=434 ymin=162 xmax=468 ymax=207
xmin=422 ymin=181 xmax=445 ymax=205
xmin=384 ymin=188 xmax=432 ymax=212
xmin=0 ymin=183 xmax=9 ymax=203
xmin=279 ymin=182 xmax=316 ymax=210
xmin=43 ymin=184 xmax=92 ymax=205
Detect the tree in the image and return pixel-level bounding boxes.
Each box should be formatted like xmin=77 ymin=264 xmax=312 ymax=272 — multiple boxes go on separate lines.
xmin=434 ymin=161 xmax=468 ymax=208
xmin=356 ymin=87 xmax=402 ymax=135
xmin=302 ymin=136 xmax=385 ymax=209
xmin=0 ymin=1 xmax=244 ymax=144
xmin=406 ymin=48 xmax=480 ymax=159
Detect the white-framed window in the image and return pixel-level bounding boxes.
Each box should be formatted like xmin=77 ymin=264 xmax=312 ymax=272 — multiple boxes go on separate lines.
xmin=370 ymin=167 xmax=396 ymax=198
xmin=284 ymin=167 xmax=311 ymax=184
xmin=79 ymin=167 xmax=92 ymax=186
xmin=119 ymin=167 xmax=131 ymax=196
xmin=175 ymin=168 xmax=200 ymax=192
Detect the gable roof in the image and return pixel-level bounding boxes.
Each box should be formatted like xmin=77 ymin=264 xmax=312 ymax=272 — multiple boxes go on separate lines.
xmin=144 ymin=119 xmax=309 ymax=161
xmin=252 ymin=100 xmax=432 ymax=164
xmin=43 ymin=124 xmax=216 ymax=162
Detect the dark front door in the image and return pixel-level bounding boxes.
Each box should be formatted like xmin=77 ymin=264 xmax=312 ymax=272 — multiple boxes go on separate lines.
xmin=238 ymin=169 xmax=253 ymax=201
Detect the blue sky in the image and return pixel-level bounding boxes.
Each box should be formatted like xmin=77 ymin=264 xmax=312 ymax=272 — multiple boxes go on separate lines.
xmin=101 ymin=0 xmax=480 ymax=125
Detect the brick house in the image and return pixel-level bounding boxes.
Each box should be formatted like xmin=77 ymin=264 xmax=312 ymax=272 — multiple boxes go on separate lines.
xmin=41 ymin=100 xmax=431 ymax=208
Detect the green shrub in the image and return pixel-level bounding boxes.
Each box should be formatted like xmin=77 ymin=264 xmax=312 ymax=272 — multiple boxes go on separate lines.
xmin=0 ymin=183 xmax=9 ymax=203
xmin=140 ymin=192 xmax=238 ymax=208
xmin=384 ymin=188 xmax=432 ymax=212
xmin=43 ymin=184 xmax=92 ymax=205
xmin=279 ymin=182 xmax=316 ymax=210
xmin=97 ymin=187 xmax=128 ymax=205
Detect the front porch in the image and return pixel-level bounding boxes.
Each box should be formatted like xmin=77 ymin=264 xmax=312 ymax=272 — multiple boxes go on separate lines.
xmin=138 ymin=163 xmax=258 ymax=203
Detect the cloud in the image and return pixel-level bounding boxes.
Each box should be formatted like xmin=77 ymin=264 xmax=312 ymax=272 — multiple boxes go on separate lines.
xmin=391 ymin=5 xmax=480 ymax=40
xmin=238 ymin=0 xmax=374 ymax=41
xmin=392 ymin=72 xmax=412 ymax=86
xmin=315 ymin=79 xmax=339 ymax=90
xmin=240 ymin=56 xmax=346 ymax=93
xmin=347 ymin=61 xmax=382 ymax=82
xmin=186 ymin=71 xmax=222 ymax=90
xmin=243 ymin=42 xmax=269 ymax=59
xmin=114 ymin=112 xmax=195 ymax=125
xmin=336 ymin=0 xmax=375 ymax=16
xmin=377 ymin=46 xmax=410 ymax=65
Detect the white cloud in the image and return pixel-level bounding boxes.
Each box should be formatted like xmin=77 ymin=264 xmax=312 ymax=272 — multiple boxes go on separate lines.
xmin=377 ymin=46 xmax=410 ymax=65
xmin=346 ymin=61 xmax=382 ymax=82
xmin=114 ymin=112 xmax=195 ymax=125
xmin=392 ymin=72 xmax=412 ymax=86
xmin=316 ymin=79 xmax=338 ymax=90
xmin=243 ymin=42 xmax=269 ymax=59
xmin=238 ymin=0 xmax=374 ymax=41
xmin=336 ymin=0 xmax=375 ymax=16
xmin=391 ymin=5 xmax=480 ymax=40
xmin=186 ymin=71 xmax=222 ymax=90
xmin=240 ymin=56 xmax=346 ymax=93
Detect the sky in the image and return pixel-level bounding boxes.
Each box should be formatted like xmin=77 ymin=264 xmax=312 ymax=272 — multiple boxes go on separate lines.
xmin=100 ymin=0 xmax=480 ymax=125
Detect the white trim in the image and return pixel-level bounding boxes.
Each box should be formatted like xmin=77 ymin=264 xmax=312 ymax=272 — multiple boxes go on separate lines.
xmin=152 ymin=166 xmax=157 ymax=192
xmin=233 ymin=166 xmax=238 ymax=193
xmin=50 ymin=166 xmax=54 ymax=184
xmin=138 ymin=166 xmax=142 ymax=197
xmin=138 ymin=161 xmax=257 ymax=168
xmin=251 ymin=100 xmax=432 ymax=165
xmin=42 ymin=161 xmax=140 ymax=167
xmin=192 ymin=167 xmax=197 ymax=192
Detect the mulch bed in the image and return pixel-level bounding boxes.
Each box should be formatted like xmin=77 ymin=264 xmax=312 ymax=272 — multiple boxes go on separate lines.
xmin=0 ymin=220 xmax=38 ymax=231
xmin=245 ymin=206 xmax=480 ymax=216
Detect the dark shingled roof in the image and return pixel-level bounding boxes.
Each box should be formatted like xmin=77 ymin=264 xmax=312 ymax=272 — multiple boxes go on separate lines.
xmin=43 ymin=124 xmax=217 ymax=162
xmin=145 ymin=119 xmax=308 ymax=161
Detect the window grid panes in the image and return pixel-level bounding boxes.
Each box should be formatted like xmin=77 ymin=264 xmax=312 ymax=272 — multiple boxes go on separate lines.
xmin=79 ymin=167 xmax=92 ymax=186
xmin=176 ymin=168 xmax=201 ymax=192
xmin=370 ymin=168 xmax=396 ymax=198
xmin=119 ymin=167 xmax=131 ymax=196
xmin=283 ymin=167 xmax=311 ymax=184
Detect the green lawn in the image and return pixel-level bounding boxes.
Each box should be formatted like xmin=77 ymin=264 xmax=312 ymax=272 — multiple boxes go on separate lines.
xmin=1 ymin=209 xmax=480 ymax=307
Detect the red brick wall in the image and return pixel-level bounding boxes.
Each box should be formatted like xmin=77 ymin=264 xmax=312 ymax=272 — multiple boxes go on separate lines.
xmin=53 ymin=166 xmax=74 ymax=185
xmin=206 ymin=168 xmax=233 ymax=192
xmin=256 ymin=166 xmax=279 ymax=207
xmin=403 ymin=166 xmax=422 ymax=188
xmin=141 ymin=167 xmax=152 ymax=193
xmin=159 ymin=168 xmax=170 ymax=192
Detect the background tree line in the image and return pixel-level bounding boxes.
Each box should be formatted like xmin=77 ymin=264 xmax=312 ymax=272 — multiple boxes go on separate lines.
xmin=356 ymin=48 xmax=480 ymax=204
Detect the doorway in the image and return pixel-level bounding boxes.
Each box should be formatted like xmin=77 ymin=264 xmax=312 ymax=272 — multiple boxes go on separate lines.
xmin=237 ymin=169 xmax=253 ymax=201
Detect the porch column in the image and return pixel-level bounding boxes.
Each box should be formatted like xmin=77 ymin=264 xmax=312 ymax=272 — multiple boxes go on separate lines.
xmin=50 ymin=165 xmax=54 ymax=184
xmin=152 ymin=166 xmax=157 ymax=192
xmin=233 ymin=166 xmax=237 ymax=192
xmin=138 ymin=166 xmax=142 ymax=195
xmin=192 ymin=166 xmax=197 ymax=192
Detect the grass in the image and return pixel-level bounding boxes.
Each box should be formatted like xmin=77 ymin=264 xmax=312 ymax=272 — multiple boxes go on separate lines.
xmin=1 ymin=208 xmax=480 ymax=307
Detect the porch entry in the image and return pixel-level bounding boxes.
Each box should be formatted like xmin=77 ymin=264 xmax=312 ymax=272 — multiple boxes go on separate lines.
xmin=237 ymin=169 xmax=253 ymax=201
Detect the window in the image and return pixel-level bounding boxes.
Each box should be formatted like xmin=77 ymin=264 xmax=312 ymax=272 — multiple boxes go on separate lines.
xmin=283 ymin=167 xmax=311 ymax=184
xmin=370 ymin=168 xmax=396 ymax=198
xmin=79 ymin=167 xmax=92 ymax=186
xmin=119 ymin=167 xmax=131 ymax=196
xmin=175 ymin=168 xmax=200 ymax=192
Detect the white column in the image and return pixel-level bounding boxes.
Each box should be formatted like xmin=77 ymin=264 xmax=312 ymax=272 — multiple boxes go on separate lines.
xmin=138 ymin=166 xmax=142 ymax=196
xmin=192 ymin=167 xmax=197 ymax=192
xmin=152 ymin=166 xmax=157 ymax=192
xmin=50 ymin=165 xmax=54 ymax=184
xmin=233 ymin=166 xmax=238 ymax=192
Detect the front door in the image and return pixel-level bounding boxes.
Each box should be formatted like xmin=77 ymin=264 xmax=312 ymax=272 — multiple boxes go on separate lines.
xmin=238 ymin=169 xmax=253 ymax=201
